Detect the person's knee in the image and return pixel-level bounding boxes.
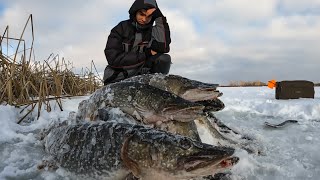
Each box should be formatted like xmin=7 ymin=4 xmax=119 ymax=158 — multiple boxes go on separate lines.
xmin=158 ymin=54 xmax=171 ymax=64
xmin=151 ymin=54 xmax=171 ymax=74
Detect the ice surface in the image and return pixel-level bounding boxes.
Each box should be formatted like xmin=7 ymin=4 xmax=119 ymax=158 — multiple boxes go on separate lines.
xmin=0 ymin=87 xmax=319 ymax=179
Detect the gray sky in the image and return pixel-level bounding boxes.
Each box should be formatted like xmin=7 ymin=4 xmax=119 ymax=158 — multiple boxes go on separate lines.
xmin=0 ymin=0 xmax=319 ymax=85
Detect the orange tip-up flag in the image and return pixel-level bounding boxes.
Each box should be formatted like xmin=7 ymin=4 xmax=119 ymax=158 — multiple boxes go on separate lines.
xmin=268 ymin=79 xmax=277 ymax=89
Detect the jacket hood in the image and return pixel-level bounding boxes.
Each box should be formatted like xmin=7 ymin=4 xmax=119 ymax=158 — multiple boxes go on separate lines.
xmin=129 ymin=0 xmax=158 ymax=18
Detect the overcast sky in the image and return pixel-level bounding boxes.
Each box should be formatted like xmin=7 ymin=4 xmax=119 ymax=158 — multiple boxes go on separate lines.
xmin=0 ymin=0 xmax=319 ymax=85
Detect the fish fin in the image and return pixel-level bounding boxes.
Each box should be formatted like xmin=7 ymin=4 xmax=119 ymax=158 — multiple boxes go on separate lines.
xmin=133 ymin=103 xmax=154 ymax=123
xmin=200 ymin=117 xmax=239 ymax=145
xmin=133 ymin=103 xmax=149 ymax=114
xmin=121 ymin=135 xmax=141 ymax=178
xmin=206 ymin=113 xmax=239 ymax=134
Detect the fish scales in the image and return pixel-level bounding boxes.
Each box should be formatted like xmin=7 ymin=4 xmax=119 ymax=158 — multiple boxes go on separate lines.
xmin=44 ymin=122 xmax=239 ymax=179
xmin=46 ymin=123 xmax=190 ymax=174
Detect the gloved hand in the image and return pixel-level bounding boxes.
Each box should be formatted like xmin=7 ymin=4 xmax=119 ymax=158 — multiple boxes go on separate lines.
xmin=152 ymin=8 xmax=164 ymax=18
xmin=144 ymin=47 xmax=153 ymax=59
xmin=145 ymin=47 xmax=158 ymax=60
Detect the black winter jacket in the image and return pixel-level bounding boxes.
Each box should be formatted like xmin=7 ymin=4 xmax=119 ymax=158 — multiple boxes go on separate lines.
xmin=104 ymin=0 xmax=171 ymax=68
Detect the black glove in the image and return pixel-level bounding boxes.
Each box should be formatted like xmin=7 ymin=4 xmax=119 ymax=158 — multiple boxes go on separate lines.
xmin=152 ymin=8 xmax=164 ymax=18
xmin=144 ymin=47 xmax=153 ymax=59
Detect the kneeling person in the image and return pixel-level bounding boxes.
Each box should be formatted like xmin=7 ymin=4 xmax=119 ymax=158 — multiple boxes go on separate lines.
xmin=103 ymin=0 xmax=171 ymax=85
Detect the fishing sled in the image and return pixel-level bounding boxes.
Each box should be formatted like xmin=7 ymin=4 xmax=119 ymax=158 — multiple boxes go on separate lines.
xmin=275 ymin=80 xmax=314 ymax=99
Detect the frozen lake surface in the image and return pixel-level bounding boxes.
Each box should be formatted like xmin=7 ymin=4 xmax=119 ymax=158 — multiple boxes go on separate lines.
xmin=0 ymin=87 xmax=319 ymax=180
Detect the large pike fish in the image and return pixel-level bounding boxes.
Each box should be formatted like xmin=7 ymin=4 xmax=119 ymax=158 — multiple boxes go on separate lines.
xmin=43 ymin=122 xmax=239 ymax=180
xmin=76 ymin=82 xmax=204 ymax=140
xmin=77 ymin=82 xmax=204 ymax=124
xmin=121 ymin=74 xmax=262 ymax=154
xmin=122 ymin=74 xmax=223 ymax=103
xmin=96 ymin=107 xmax=201 ymax=141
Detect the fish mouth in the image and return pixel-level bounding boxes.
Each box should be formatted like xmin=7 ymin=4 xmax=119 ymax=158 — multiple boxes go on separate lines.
xmin=182 ymin=79 xmax=219 ymax=90
xmin=196 ymin=99 xmax=225 ymax=112
xmin=181 ymin=89 xmax=223 ymax=102
xmin=183 ymin=156 xmax=239 ymax=172
xmin=162 ymin=105 xmax=205 ymax=122
xmin=177 ymin=145 xmax=238 ymax=174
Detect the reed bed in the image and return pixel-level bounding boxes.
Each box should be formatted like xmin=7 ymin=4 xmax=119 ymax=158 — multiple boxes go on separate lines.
xmin=225 ymin=81 xmax=267 ymax=87
xmin=0 ymin=14 xmax=102 ymax=123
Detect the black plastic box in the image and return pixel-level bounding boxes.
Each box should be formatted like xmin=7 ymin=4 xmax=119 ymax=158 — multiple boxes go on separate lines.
xmin=276 ymin=80 xmax=314 ymax=99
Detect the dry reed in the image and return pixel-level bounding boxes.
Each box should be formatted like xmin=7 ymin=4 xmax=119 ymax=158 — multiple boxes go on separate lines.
xmin=0 ymin=14 xmax=102 ymax=123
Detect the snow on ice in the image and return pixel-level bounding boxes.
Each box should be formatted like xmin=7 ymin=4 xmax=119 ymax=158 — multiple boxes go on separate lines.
xmin=0 ymin=87 xmax=319 ymax=180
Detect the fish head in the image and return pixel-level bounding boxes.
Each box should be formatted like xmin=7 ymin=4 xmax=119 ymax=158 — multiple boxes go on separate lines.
xmin=130 ymin=84 xmax=205 ymax=123
xmin=124 ymin=135 xmax=239 ymax=179
xmin=166 ymin=75 xmax=222 ymax=102
xmin=160 ymin=102 xmax=205 ymax=122
xmin=174 ymin=141 xmax=239 ymax=177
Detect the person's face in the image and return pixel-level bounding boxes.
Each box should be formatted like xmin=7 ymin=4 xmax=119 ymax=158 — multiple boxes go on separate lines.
xmin=136 ymin=9 xmax=152 ymax=25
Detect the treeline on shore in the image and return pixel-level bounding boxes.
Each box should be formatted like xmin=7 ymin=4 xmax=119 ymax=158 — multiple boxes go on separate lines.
xmin=221 ymin=81 xmax=267 ymax=87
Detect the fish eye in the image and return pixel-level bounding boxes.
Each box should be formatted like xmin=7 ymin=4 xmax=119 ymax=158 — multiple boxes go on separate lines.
xmin=179 ymin=138 xmax=192 ymax=150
